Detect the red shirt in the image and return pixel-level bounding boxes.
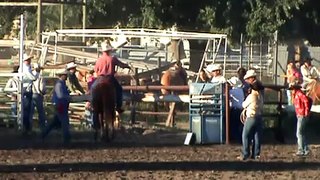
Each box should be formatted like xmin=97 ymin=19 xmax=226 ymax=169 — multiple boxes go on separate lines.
xmin=293 ymin=89 xmax=311 ymax=116
xmin=94 ymin=54 xmax=121 ymax=76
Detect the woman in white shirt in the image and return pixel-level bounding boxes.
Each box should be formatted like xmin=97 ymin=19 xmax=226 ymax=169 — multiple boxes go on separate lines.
xmin=238 ymin=78 xmax=264 ymax=160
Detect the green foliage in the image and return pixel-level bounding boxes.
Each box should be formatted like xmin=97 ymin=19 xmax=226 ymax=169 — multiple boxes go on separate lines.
xmin=2 ymin=0 xmax=320 ymax=44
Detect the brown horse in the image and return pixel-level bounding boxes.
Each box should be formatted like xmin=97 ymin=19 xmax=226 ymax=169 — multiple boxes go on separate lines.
xmin=306 ymin=80 xmax=320 ymax=105
xmin=160 ymin=62 xmax=188 ymax=112
xmin=160 ymin=63 xmax=188 ymax=95
xmin=91 ymin=75 xmax=116 ymax=142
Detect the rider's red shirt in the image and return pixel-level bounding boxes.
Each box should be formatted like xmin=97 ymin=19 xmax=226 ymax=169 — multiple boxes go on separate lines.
xmin=94 ymin=53 xmax=121 ymax=76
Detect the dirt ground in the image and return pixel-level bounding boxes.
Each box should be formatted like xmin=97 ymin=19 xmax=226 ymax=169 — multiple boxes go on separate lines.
xmin=1 ymin=121 xmax=320 ymax=180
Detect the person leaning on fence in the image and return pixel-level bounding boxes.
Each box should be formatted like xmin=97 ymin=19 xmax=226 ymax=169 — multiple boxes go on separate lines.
xmin=30 ymin=63 xmax=47 ymax=134
xmin=286 ymin=61 xmax=302 ymax=105
xmin=4 ymin=65 xmax=20 ymax=119
xmin=289 ymin=83 xmax=312 ymax=156
xmin=18 ymin=54 xmax=39 ymax=135
xmin=205 ymin=63 xmax=226 ymax=84
xmin=66 ymin=62 xmax=86 ymax=95
xmin=42 ymin=69 xmax=71 ymax=143
xmin=92 ymin=43 xmax=131 ymax=114
xmin=238 ymin=79 xmax=264 ymax=160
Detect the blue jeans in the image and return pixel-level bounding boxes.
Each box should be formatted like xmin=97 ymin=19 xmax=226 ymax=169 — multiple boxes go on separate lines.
xmin=30 ymin=93 xmax=46 ymax=132
xmin=296 ymin=116 xmax=309 ymax=154
xmin=22 ymin=91 xmax=33 ymax=132
xmin=42 ymin=105 xmax=70 ymax=143
xmin=91 ymin=75 xmax=122 ymax=109
xmin=230 ymin=108 xmax=243 ymax=143
xmin=242 ymin=115 xmax=263 ymax=158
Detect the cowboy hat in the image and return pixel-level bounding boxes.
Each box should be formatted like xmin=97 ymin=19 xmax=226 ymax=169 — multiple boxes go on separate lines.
xmin=227 ymin=76 xmax=243 ymax=88
xmin=23 ymin=53 xmax=33 ymax=61
xmin=101 ymin=43 xmax=115 ymax=52
xmin=244 ymin=69 xmax=257 ymax=80
xmin=56 ymin=69 xmax=68 ymax=75
xmin=66 ymin=62 xmax=77 ymax=70
xmin=206 ymin=64 xmax=222 ymax=73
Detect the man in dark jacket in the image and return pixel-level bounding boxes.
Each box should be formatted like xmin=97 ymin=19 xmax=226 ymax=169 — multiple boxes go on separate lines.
xmin=42 ymin=69 xmax=71 ymax=143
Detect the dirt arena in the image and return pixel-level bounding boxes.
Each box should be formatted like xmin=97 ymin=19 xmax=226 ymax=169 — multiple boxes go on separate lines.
xmin=0 ymin=121 xmax=320 ymax=180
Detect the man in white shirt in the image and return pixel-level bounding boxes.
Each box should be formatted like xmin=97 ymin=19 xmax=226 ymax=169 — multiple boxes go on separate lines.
xmin=300 ymin=57 xmax=320 ymax=86
xmin=30 ymin=63 xmax=47 ymax=133
xmin=205 ymin=63 xmax=226 ymax=84
xmin=18 ymin=53 xmax=39 ymax=134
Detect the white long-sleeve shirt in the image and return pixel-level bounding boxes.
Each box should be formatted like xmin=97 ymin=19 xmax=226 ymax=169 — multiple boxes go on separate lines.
xmin=18 ymin=63 xmax=39 ymax=92
xmin=300 ymin=64 xmax=320 ymax=83
xmin=242 ymin=89 xmax=264 ymax=118
xmin=32 ymin=70 xmax=46 ymax=95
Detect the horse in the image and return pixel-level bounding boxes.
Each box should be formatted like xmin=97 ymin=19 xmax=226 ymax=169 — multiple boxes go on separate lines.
xmin=160 ymin=62 xmax=188 ymax=126
xmin=306 ymin=80 xmax=320 ymax=105
xmin=91 ymin=75 xmax=116 ymax=142
xmin=161 ymin=63 xmax=188 ymax=101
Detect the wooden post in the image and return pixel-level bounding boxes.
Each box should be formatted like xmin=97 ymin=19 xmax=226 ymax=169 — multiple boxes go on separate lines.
xmin=154 ymin=57 xmax=161 ymax=122
xmin=130 ymin=68 xmax=139 ymax=124
xmin=82 ymin=0 xmax=87 ymax=43
xmin=60 ymin=4 xmax=64 ymax=29
xmin=225 ymin=83 xmax=230 ymax=145
xmin=36 ymin=0 xmax=42 ymax=44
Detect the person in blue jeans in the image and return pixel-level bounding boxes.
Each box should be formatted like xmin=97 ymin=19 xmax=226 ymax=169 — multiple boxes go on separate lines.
xmin=290 ymin=83 xmax=312 ymax=156
xmin=19 ymin=54 xmax=39 ymax=135
xmin=30 ymin=63 xmax=47 ymax=133
xmin=42 ymin=69 xmax=71 ymax=143
xmin=238 ymin=70 xmax=264 ymax=160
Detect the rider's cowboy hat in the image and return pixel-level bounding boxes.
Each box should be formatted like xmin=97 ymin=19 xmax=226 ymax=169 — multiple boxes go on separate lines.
xmin=23 ymin=53 xmax=33 ymax=61
xmin=101 ymin=43 xmax=115 ymax=52
xmin=206 ymin=64 xmax=222 ymax=73
xmin=244 ymin=69 xmax=257 ymax=80
xmin=56 ymin=69 xmax=68 ymax=75
xmin=66 ymin=62 xmax=77 ymax=70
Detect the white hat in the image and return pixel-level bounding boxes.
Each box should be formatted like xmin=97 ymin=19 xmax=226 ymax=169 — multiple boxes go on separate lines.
xmin=23 ymin=53 xmax=33 ymax=61
xmin=205 ymin=64 xmax=222 ymax=73
xmin=66 ymin=62 xmax=77 ymax=70
xmin=227 ymin=76 xmax=243 ymax=88
xmin=101 ymin=43 xmax=115 ymax=52
xmin=56 ymin=69 xmax=68 ymax=75
xmin=244 ymin=69 xmax=257 ymax=80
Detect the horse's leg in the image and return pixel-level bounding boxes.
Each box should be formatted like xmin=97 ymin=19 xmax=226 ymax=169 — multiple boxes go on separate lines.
xmin=104 ymin=108 xmax=116 ymax=142
xmin=99 ymin=113 xmax=106 ymax=141
xmin=92 ymin=111 xmax=99 ymax=142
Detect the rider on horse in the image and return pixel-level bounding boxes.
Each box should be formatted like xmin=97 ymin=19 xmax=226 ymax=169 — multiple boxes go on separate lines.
xmin=93 ymin=43 xmax=131 ymax=114
xmin=300 ymin=57 xmax=320 ymax=88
